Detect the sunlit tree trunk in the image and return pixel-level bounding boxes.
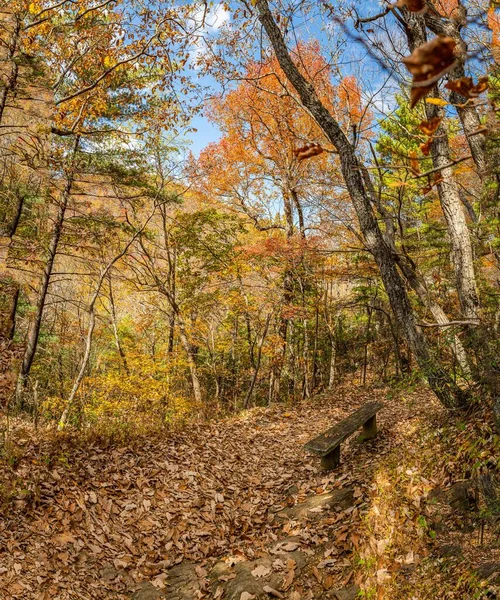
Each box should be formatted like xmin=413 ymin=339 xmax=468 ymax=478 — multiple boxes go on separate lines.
xmin=0 ymin=13 xmax=20 ymax=125
xmin=424 ymin=11 xmax=487 ymax=177
xmin=58 ymin=222 xmax=144 ymax=428
xmin=177 ymin=316 xmax=202 ymax=404
xmin=402 ymin=11 xmax=480 ymax=322
xmin=108 ymin=273 xmax=129 ymax=376
xmin=254 ymin=0 xmax=470 ymax=409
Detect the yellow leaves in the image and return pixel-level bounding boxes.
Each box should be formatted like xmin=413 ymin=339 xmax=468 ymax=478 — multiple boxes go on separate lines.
xmin=103 ymin=55 xmax=115 ymax=69
xmin=424 ymin=98 xmax=449 ymax=107
xmin=388 ymin=180 xmax=408 ymax=188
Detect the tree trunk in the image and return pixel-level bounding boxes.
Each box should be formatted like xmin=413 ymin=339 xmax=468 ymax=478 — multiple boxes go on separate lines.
xmin=423 ymin=10 xmax=487 ymax=177
xmin=15 ymin=137 xmax=79 ymax=405
xmin=108 ymin=273 xmax=129 ymax=375
xmin=0 ymin=15 xmax=20 ymax=125
xmin=395 ymin=254 xmax=473 ymax=378
xmin=402 ymin=11 xmax=480 ymax=321
xmin=255 ymin=0 xmax=470 ymax=409
xmin=244 ymin=313 xmax=271 ymax=408
xmin=177 ymin=316 xmax=202 ymax=404
xmin=58 ymin=220 xmax=144 ymax=428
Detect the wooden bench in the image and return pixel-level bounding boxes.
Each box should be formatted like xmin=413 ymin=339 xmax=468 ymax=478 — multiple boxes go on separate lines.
xmin=304 ymin=401 xmax=383 ymax=470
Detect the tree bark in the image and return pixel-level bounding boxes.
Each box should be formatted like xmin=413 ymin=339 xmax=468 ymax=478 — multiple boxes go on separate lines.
xmin=254 ymin=0 xmax=470 ymax=409
xmin=58 ymin=218 xmax=144 ymax=428
xmin=15 ymin=137 xmax=80 ymax=405
xmin=402 ymin=11 xmax=480 ymax=321
xmin=0 ymin=14 xmax=20 ymax=125
xmin=108 ymin=273 xmax=129 ymax=375
xmin=244 ymin=313 xmax=271 ymax=408
xmin=177 ymin=316 xmax=202 ymax=404
xmin=423 ymin=9 xmax=487 ymax=177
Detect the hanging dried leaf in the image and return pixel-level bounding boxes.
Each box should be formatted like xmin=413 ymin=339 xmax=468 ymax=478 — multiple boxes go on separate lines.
xmin=409 ymin=151 xmax=420 ymax=175
xmin=445 ymin=75 xmax=489 ymax=99
xmin=418 ymin=117 xmax=442 ymax=136
xmin=420 ymin=138 xmax=433 ymax=156
xmin=293 ymin=143 xmax=324 ymax=161
xmin=395 ymin=0 xmax=427 ymax=14
xmin=402 ymin=36 xmax=457 ymax=108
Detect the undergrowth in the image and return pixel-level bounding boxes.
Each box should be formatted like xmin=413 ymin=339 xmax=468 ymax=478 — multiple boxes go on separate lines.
xmin=356 ymin=394 xmax=499 ymax=599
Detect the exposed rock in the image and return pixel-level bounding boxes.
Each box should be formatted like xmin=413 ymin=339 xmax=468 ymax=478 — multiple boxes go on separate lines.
xmin=162 ymin=562 xmax=202 ymax=600
xmin=210 ymin=546 xmax=307 ymax=600
xmin=476 ymin=562 xmax=500 ymax=585
xmin=334 ymin=584 xmax=360 ymax=600
xmin=436 ymin=543 xmax=463 ymax=558
xmin=276 ymin=488 xmax=354 ymax=522
xmin=428 ymin=481 xmax=476 ymax=512
xmin=130 ymin=582 xmax=166 ymax=600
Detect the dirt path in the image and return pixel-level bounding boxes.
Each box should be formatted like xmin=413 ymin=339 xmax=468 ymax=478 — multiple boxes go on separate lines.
xmin=0 ymin=386 xmax=424 ymax=599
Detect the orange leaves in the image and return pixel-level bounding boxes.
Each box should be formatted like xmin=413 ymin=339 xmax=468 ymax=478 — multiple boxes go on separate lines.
xmin=445 ymin=76 xmax=489 ymax=99
xmin=409 ymin=151 xmax=420 ymax=175
xmin=488 ymin=6 xmax=500 ymax=49
xmin=402 ymin=36 xmax=457 ymax=108
xmin=338 ymin=76 xmax=365 ymax=126
xmin=293 ymin=143 xmax=324 ymax=161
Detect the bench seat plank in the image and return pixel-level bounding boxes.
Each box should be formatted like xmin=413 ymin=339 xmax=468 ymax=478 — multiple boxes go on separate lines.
xmin=304 ymin=401 xmax=383 ymax=457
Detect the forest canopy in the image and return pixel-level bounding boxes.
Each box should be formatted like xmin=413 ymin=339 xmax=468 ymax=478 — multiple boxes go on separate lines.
xmin=0 ymin=1 xmax=499 ymax=599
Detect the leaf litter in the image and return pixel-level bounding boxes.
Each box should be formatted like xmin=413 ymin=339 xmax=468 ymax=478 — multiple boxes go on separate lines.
xmin=0 ymin=384 xmax=430 ymax=598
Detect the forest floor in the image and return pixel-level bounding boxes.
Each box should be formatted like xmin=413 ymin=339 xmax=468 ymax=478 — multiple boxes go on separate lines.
xmin=0 ymin=384 xmax=498 ymax=600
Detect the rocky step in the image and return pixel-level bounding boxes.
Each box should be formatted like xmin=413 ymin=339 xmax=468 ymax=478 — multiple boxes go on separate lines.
xmin=130 ymin=487 xmax=358 ymax=600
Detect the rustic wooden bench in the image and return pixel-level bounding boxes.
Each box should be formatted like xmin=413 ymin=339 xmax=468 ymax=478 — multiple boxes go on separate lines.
xmin=304 ymin=401 xmax=383 ymax=470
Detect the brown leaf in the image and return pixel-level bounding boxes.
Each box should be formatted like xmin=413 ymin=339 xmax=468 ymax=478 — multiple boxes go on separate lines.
xmin=418 ymin=117 xmax=442 ymax=136
xmin=395 ymin=0 xmax=427 ymax=14
xmin=251 ymin=565 xmax=271 ymax=578
xmin=402 ymin=36 xmax=457 ymax=108
xmin=282 ymin=568 xmax=295 ymax=590
xmin=420 ymin=139 xmax=433 ymax=156
xmin=445 ymin=76 xmax=489 ymax=99
xmin=312 ymin=565 xmax=322 ymax=583
xmin=409 ymin=151 xmax=420 ymax=175
xmin=263 ymin=586 xmax=284 ymax=598
xmin=293 ymin=143 xmax=324 ymax=161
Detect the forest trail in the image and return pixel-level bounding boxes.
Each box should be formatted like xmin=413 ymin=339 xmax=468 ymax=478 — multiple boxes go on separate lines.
xmin=0 ymin=386 xmax=492 ymax=600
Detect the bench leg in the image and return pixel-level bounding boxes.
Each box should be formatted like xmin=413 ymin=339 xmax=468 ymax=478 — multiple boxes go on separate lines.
xmin=321 ymin=445 xmax=340 ymax=470
xmin=362 ymin=415 xmax=377 ymax=440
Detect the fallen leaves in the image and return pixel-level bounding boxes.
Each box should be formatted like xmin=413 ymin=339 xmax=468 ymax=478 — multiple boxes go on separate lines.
xmin=251 ymin=564 xmax=271 ymax=578
xmin=402 ymin=36 xmax=457 ymax=108
xmin=0 ymin=384 xmax=397 ymax=599
xmin=262 ymin=584 xmax=284 ymax=597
